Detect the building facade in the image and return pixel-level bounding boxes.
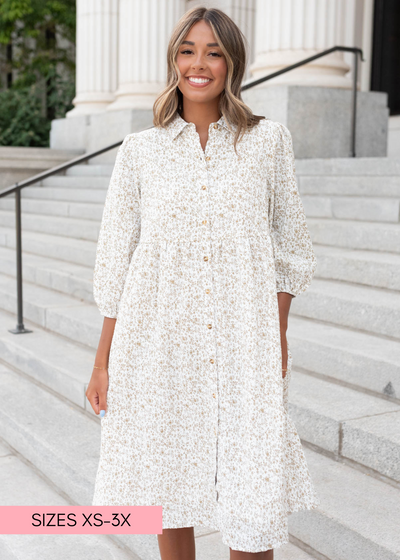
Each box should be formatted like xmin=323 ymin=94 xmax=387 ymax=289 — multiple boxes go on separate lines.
xmin=51 ymin=0 xmax=400 ymax=158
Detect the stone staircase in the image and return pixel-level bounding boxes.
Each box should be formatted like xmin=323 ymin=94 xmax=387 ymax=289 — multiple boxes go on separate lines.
xmin=0 ymin=156 xmax=399 ymax=559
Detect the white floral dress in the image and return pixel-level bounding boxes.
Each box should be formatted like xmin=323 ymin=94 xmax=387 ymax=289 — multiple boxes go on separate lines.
xmin=91 ymin=110 xmax=320 ymax=553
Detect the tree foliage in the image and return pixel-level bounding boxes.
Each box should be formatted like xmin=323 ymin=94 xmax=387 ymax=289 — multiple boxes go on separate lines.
xmin=0 ymin=84 xmax=50 ymax=145
xmin=0 ymin=0 xmax=76 ymax=146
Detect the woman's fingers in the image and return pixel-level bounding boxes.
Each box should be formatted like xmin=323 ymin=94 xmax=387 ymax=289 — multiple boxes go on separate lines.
xmin=85 ymin=370 xmax=109 ymax=416
xmin=86 ymin=387 xmax=100 ymax=415
xmin=98 ymin=391 xmax=108 ymax=417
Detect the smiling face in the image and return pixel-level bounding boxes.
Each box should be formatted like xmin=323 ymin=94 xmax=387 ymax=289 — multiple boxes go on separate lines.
xmin=176 ymin=20 xmax=228 ymax=107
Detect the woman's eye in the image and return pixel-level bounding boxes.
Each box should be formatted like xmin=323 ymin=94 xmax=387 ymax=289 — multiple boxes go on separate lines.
xmin=180 ymin=50 xmax=221 ymax=57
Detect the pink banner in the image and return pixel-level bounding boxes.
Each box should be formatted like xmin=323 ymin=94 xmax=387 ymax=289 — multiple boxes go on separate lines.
xmin=0 ymin=506 xmax=162 ymax=534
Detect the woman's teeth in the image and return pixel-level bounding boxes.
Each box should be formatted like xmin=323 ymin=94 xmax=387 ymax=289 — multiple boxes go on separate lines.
xmin=188 ymin=78 xmax=211 ymax=84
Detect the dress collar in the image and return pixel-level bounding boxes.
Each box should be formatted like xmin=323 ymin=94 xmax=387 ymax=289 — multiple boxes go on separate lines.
xmin=164 ymin=111 xmax=237 ymax=141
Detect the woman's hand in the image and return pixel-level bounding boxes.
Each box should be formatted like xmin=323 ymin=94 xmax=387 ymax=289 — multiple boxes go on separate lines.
xmin=86 ymin=317 xmax=116 ymax=416
xmin=86 ymin=367 xmax=109 ymax=416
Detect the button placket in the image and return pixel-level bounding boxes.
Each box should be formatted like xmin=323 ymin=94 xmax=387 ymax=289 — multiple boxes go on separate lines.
xmin=200 ymin=144 xmax=220 ymax=504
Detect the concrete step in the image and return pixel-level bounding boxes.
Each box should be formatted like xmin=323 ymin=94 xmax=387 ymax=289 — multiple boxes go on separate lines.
xmin=66 ymin=163 xmax=114 ymax=177
xmin=313 ymin=244 xmax=400 ymax=291
xmin=20 ymin=186 xmax=107 ymax=203
xmin=299 ymin=175 xmax=400 ymax=197
xmin=291 ymin=278 xmax=400 ymax=339
xmin=0 ymin=363 xmax=397 ymax=560
xmin=0 ymin=439 xmax=138 ymax=560
xmin=307 ymin=218 xmax=400 ymax=253
xmin=290 ymin=446 xmax=400 ymax=560
xmin=0 ymin=246 xmax=94 ymax=302
xmin=40 ymin=175 xmax=110 ymax=189
xmin=288 ymin=370 xmax=400 ymax=482
xmin=303 ymin=195 xmax=400 ymax=223
xmin=288 ymin=315 xmax=400 ymax=401
xmin=0 ymin=226 xmax=96 ymax=267
xmin=295 ymin=156 xmax=400 ymax=177
xmin=0 ymin=146 xmax=82 ymax=161
xmin=0 ymin=210 xmax=100 ymax=242
xmin=0 ymin=273 xmax=102 ymax=349
xmin=0 ymin=195 xmax=104 ymax=221
xmin=0 ymin=308 xmax=96 ymax=412
xmin=0 ymin=365 xmax=316 ymax=560
xmin=0 ymin=363 xmax=100 ymax=506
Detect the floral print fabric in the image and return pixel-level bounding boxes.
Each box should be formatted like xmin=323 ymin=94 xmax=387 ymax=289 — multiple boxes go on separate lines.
xmin=91 ymin=110 xmax=320 ymax=552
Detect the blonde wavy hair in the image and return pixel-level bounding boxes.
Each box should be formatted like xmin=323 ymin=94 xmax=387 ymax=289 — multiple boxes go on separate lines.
xmin=153 ymin=6 xmax=266 ymax=154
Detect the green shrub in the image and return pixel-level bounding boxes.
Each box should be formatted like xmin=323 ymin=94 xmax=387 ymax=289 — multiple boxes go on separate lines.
xmin=0 ymin=68 xmax=75 ymax=147
xmin=0 ymin=0 xmax=76 ymax=146
xmin=0 ymin=83 xmax=50 ymax=146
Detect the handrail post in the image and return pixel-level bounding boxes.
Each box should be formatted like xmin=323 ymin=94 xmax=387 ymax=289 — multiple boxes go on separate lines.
xmin=351 ymin=50 xmax=359 ymax=157
xmin=9 ymin=186 xmax=32 ymax=334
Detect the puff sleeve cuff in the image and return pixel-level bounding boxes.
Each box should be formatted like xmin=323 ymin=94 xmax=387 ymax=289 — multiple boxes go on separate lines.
xmin=268 ymin=122 xmax=317 ymax=297
xmin=93 ymin=134 xmax=141 ymax=318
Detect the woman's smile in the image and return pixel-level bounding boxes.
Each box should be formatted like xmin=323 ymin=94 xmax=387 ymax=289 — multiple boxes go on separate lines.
xmin=185 ymin=76 xmax=213 ymax=88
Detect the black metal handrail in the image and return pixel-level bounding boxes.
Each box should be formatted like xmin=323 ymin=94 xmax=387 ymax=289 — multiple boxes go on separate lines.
xmin=1 ymin=45 xmax=364 ymax=333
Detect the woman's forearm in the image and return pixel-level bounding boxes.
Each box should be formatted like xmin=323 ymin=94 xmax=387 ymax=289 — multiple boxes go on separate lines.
xmin=94 ymin=317 xmax=117 ymax=368
xmin=277 ymin=292 xmax=294 ymax=376
xmin=277 ymin=292 xmax=293 ymax=332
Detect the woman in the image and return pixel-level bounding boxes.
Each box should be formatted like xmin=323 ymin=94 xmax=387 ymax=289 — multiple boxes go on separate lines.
xmin=86 ymin=6 xmax=320 ymax=560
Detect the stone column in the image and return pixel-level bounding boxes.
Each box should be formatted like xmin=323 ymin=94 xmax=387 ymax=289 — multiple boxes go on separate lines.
xmin=106 ymin=0 xmax=185 ymax=111
xmin=66 ymin=0 xmax=118 ymax=117
xmin=249 ymin=0 xmax=357 ymax=88
xmin=227 ymin=0 xmax=257 ymax=82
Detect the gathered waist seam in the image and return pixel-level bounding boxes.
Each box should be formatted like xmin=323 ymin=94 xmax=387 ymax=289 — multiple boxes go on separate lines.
xmin=136 ymin=238 xmax=272 ymax=246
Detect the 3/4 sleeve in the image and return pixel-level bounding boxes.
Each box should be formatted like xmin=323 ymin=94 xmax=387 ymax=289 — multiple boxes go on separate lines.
xmin=268 ymin=122 xmax=317 ymax=297
xmin=93 ymin=133 xmax=141 ymax=318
